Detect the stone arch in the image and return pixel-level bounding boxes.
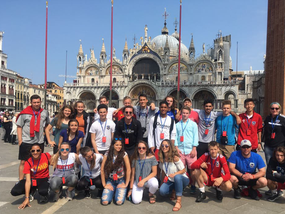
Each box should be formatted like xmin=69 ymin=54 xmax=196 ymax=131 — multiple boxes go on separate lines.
xmin=224 ymin=90 xmax=237 ymax=109
xmin=129 ymin=83 xmax=157 ymax=105
xmin=101 ymin=89 xmax=119 ymax=108
xmin=168 ymin=89 xmax=188 ymax=104
xmin=78 ymin=91 xmax=96 ymax=112
xmin=132 ymin=58 xmax=160 ymax=81
xmin=192 ymin=89 xmax=216 ymax=109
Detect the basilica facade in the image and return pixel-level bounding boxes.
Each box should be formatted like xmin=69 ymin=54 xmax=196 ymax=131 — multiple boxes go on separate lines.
xmin=64 ymin=21 xmax=248 ymax=113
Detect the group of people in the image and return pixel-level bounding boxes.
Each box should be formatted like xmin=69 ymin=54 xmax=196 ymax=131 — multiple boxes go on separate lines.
xmin=9 ymin=93 xmax=285 ymax=211
xmin=1 ymin=110 xmax=19 ymax=144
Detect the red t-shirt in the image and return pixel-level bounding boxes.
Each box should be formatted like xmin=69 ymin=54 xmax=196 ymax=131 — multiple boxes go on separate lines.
xmin=191 ymin=153 xmax=230 ymax=182
xmin=23 ymin=153 xmax=51 ymax=179
xmin=179 ymin=109 xmax=199 ymax=124
xmin=238 ymin=112 xmax=263 ymax=149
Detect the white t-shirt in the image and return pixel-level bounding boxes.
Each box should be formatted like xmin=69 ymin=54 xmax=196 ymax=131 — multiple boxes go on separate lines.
xmin=79 ymin=154 xmax=103 ymax=179
xmin=148 ymin=115 xmax=176 ymax=149
xmin=159 ymin=159 xmax=187 ymax=182
xmin=52 ymin=153 xmax=76 ymax=178
xmin=89 ymin=119 xmax=115 ymax=151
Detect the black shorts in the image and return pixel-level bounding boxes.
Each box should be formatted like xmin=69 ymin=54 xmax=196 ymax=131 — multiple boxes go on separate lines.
xmin=237 ymin=177 xmax=258 ymax=187
xmin=18 ymin=143 xmax=45 ymax=161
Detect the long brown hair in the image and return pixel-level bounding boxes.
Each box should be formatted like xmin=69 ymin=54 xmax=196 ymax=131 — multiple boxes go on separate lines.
xmin=104 ymin=140 xmax=125 ymax=176
xmin=51 ymin=142 xmax=71 ymax=169
xmin=80 ymin=146 xmax=96 ymax=170
xmin=165 ymin=95 xmax=177 ymax=111
xmin=67 ymin=119 xmax=79 ymax=141
xmin=55 ymin=105 xmax=73 ymax=129
xmin=158 ymin=139 xmax=179 ymax=163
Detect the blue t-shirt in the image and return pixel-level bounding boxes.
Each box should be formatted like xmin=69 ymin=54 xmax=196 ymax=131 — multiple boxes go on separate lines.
xmin=228 ymin=150 xmax=266 ymax=174
xmin=215 ymin=114 xmax=237 ymax=145
xmin=60 ymin=130 xmax=84 ymax=153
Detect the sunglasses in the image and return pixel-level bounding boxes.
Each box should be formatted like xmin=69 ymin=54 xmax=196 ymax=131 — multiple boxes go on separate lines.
xmin=161 ymin=145 xmax=169 ymax=148
xmin=60 ymin=148 xmax=70 ymax=152
xmin=31 ymin=149 xmax=41 ymax=153
xmin=271 ymin=108 xmax=279 ymax=110
xmin=241 ymin=146 xmax=251 ymax=149
xmin=115 ymin=138 xmax=122 ymax=141
xmin=125 ymin=111 xmax=133 ymax=114
xmin=86 ymin=154 xmax=94 ymax=159
xmin=138 ymin=147 xmax=146 ymax=150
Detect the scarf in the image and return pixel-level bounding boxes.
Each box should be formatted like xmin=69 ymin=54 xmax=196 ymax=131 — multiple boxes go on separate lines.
xmin=17 ymin=106 xmax=44 ymax=138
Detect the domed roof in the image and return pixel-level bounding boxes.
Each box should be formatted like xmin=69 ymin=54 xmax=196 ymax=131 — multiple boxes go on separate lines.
xmin=151 ymin=34 xmax=188 ymax=55
xmin=172 ymin=31 xmax=179 ymax=40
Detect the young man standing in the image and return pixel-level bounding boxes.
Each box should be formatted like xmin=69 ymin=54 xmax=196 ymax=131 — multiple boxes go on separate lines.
xmin=89 ymin=104 xmax=115 ymax=155
xmin=16 ymin=95 xmax=50 ymax=180
xmin=133 ymin=94 xmax=158 ymax=143
xmin=114 ymin=105 xmax=143 ymax=157
xmin=175 ymin=106 xmax=198 ymax=193
xmin=215 ymin=100 xmax=241 ymax=159
xmin=148 ymin=101 xmax=176 ymax=160
xmin=229 ymin=140 xmax=267 ymax=200
xmin=94 ymin=96 xmax=117 ymax=121
xmin=192 ymin=141 xmax=232 ymax=202
xmin=194 ymin=99 xmax=222 ymax=158
xmin=237 ymin=98 xmax=263 ymax=152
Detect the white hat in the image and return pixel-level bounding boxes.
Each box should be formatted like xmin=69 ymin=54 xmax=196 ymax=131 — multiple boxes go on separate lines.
xmin=240 ymin=139 xmax=252 ymax=147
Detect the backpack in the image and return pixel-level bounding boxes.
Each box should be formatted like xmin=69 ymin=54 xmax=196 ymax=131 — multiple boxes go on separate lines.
xmin=153 ymin=114 xmax=174 ymax=142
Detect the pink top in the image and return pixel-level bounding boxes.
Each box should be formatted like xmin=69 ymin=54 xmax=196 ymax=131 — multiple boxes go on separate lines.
xmin=180 ymin=110 xmax=199 ymax=124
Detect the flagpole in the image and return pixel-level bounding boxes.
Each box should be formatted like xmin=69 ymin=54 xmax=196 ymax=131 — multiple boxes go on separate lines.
xmin=177 ymin=0 xmax=182 ymax=105
xmin=44 ymin=1 xmax=48 ymax=109
xmin=109 ymin=0 xmax=114 ymax=107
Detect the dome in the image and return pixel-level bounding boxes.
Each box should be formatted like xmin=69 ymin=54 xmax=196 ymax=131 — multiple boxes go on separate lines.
xmin=151 ymin=34 xmax=188 ymax=55
xmin=172 ymin=31 xmax=179 ymax=40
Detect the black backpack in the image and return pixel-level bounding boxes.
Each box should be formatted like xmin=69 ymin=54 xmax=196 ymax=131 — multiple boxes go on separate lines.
xmin=152 ymin=114 xmax=174 ymax=142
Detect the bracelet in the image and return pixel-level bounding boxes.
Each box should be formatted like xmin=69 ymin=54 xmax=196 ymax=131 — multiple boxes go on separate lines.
xmin=25 ymin=196 xmax=29 ymax=199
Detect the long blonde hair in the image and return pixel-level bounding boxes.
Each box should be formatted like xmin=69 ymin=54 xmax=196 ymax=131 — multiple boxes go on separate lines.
xmin=158 ymin=140 xmax=179 ymax=163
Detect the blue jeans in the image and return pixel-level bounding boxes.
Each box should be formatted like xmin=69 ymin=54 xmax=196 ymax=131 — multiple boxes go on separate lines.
xmin=101 ymin=177 xmax=127 ymax=205
xmin=160 ymin=174 xmax=189 ymax=197
xmin=264 ymin=145 xmax=275 ymax=165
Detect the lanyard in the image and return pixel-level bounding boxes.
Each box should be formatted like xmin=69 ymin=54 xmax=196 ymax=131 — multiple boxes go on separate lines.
xmin=221 ymin=115 xmax=230 ymax=131
xmin=271 ymin=115 xmax=279 ymax=132
xmin=246 ymin=115 xmax=253 ymax=130
xmin=124 ymin=121 xmax=132 ymax=136
xmin=210 ymin=156 xmax=218 ymax=175
xmin=99 ymin=120 xmax=107 ymax=136
xmin=180 ymin=119 xmax=189 ymax=135
xmin=204 ymin=111 xmax=212 ymax=126
xmin=31 ymin=156 xmax=41 ymax=176
xmin=164 ymin=161 xmax=170 ymax=175
xmin=160 ymin=115 xmax=167 ymax=131
xmin=85 ymin=158 xmax=92 ymax=177
xmin=60 ymin=157 xmax=68 ymax=176
xmin=138 ymin=156 xmax=146 ymax=176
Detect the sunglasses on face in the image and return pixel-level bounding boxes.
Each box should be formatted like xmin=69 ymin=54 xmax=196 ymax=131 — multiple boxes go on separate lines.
xmin=241 ymin=146 xmax=251 ymax=149
xmin=271 ymin=108 xmax=279 ymax=110
xmin=125 ymin=111 xmax=133 ymax=115
xmin=60 ymin=148 xmax=70 ymax=152
xmin=161 ymin=145 xmax=169 ymax=148
xmin=31 ymin=149 xmax=41 ymax=153
xmin=138 ymin=147 xmax=146 ymax=150
xmin=86 ymin=154 xmax=94 ymax=159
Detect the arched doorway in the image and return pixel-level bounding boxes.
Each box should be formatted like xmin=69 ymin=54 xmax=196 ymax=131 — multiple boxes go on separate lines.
xmin=192 ymin=90 xmax=215 ymax=109
xmin=79 ymin=91 xmax=96 ymax=112
xmin=132 ymin=58 xmax=160 ymax=81
xmin=225 ymin=91 xmax=237 ymax=109
xmin=102 ymin=90 xmax=119 ymax=108
xmin=129 ymin=84 xmax=156 ymax=106
xmin=169 ymin=90 xmax=187 ymax=108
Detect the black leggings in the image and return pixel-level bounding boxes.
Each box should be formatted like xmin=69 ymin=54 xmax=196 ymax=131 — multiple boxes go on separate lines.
xmin=3 ymin=124 xmax=11 ymax=142
xmin=77 ymin=176 xmax=103 ymax=191
xmin=11 ymin=178 xmax=49 ymax=196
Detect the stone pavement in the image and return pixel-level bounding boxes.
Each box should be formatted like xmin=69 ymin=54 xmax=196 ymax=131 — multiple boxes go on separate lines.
xmin=0 ymin=134 xmax=284 ymax=214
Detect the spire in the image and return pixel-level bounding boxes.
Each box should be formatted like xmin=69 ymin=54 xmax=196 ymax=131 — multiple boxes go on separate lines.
xmin=78 ymin=39 xmax=84 ymax=56
xmin=101 ymin=38 xmax=106 ymax=53
xmin=124 ymin=39 xmax=128 ymax=51
xmin=90 ymin=49 xmax=95 ymax=59
xmin=190 ymin=34 xmax=194 ymax=48
xmin=172 ymin=18 xmax=179 ymax=40
xmin=161 ymin=8 xmax=169 ymax=35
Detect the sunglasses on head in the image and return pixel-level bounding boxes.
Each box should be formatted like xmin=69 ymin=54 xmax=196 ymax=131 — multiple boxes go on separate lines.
xmin=115 ymin=137 xmax=122 ymax=141
xmin=271 ymin=108 xmax=279 ymax=110
xmin=161 ymin=145 xmax=169 ymax=148
xmin=138 ymin=147 xmax=146 ymax=150
xmin=31 ymin=149 xmax=41 ymax=153
xmin=60 ymin=148 xmax=70 ymax=152
xmin=241 ymin=146 xmax=251 ymax=149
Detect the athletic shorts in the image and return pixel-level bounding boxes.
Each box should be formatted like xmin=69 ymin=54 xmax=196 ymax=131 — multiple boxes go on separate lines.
xmin=277 ymin=182 xmax=285 ymax=190
xmin=18 ymin=143 xmax=45 ymax=161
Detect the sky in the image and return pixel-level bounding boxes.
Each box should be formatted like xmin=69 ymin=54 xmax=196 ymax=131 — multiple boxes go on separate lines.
xmin=0 ymin=0 xmax=268 ymax=86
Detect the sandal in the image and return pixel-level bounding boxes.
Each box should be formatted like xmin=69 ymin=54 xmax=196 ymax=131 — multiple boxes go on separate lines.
xmin=149 ymin=194 xmax=156 ymax=204
xmin=172 ymin=199 xmax=182 ymax=212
